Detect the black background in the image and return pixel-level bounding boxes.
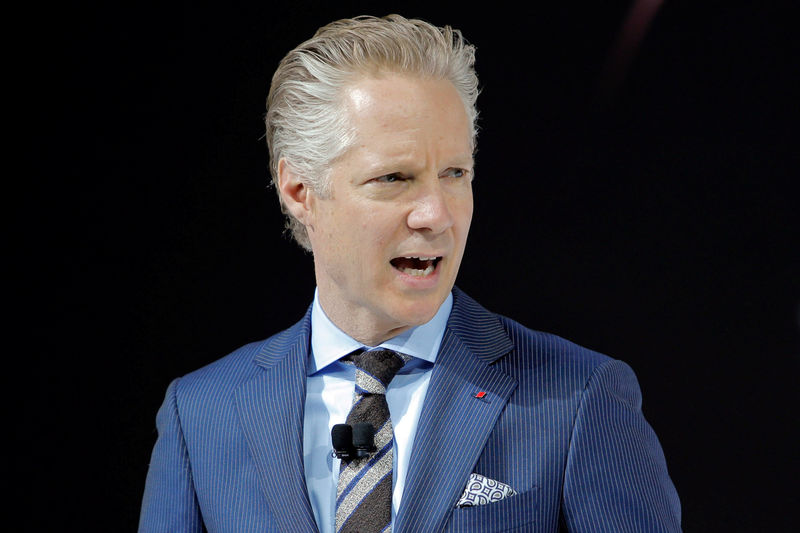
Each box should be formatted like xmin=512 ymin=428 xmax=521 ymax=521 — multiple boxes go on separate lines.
xmin=22 ymin=0 xmax=798 ymax=530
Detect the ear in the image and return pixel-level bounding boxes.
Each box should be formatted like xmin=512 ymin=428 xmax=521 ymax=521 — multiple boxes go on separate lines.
xmin=277 ymin=158 xmax=314 ymax=225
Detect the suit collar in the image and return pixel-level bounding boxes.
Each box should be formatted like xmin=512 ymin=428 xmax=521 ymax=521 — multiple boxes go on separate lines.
xmin=447 ymin=286 xmax=515 ymax=362
xmin=253 ymin=304 xmax=313 ymax=370
xmin=235 ymin=305 xmax=319 ymax=533
xmin=395 ymin=287 xmax=518 ymax=532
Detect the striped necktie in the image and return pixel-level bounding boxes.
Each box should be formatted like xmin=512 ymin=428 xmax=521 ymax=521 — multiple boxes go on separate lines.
xmin=335 ymin=349 xmax=408 ymax=533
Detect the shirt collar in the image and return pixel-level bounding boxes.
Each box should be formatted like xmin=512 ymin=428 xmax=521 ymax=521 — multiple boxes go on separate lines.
xmin=309 ymin=289 xmax=452 ymax=375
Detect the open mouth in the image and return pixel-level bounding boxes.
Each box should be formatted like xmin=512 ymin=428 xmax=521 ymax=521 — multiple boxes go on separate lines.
xmin=390 ymin=256 xmax=442 ymax=277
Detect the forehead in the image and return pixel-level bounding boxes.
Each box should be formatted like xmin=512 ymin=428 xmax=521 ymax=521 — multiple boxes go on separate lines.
xmin=336 ymin=75 xmax=473 ymax=171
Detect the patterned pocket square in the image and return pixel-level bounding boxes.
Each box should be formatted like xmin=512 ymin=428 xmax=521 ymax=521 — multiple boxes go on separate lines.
xmin=456 ymin=473 xmax=517 ymax=507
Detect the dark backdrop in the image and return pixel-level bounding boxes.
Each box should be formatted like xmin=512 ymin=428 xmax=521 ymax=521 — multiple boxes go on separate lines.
xmin=23 ymin=1 xmax=798 ymax=530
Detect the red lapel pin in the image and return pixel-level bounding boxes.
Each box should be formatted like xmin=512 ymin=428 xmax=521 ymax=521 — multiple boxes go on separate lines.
xmin=474 ymin=391 xmax=487 ymax=399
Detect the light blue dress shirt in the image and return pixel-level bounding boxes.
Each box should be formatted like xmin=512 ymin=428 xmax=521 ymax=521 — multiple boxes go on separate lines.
xmin=303 ymin=290 xmax=452 ymax=533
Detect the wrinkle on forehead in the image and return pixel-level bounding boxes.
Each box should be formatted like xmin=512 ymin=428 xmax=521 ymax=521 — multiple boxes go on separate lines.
xmin=335 ymin=75 xmax=473 ymax=176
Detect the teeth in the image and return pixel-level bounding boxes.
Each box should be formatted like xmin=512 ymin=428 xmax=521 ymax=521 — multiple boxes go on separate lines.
xmin=400 ymin=264 xmax=435 ymax=276
xmin=404 ymin=256 xmax=438 ymax=261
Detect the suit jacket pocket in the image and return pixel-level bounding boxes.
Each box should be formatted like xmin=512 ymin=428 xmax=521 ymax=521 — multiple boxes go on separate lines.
xmin=444 ymin=485 xmax=539 ymax=533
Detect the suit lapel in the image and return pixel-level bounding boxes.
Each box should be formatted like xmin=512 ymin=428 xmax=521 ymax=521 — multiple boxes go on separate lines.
xmin=234 ymin=308 xmax=319 ymax=533
xmin=395 ymin=288 xmax=518 ymax=532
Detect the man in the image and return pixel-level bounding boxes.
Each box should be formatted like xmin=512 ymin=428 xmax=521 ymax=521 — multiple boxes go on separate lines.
xmin=139 ymin=15 xmax=681 ymax=533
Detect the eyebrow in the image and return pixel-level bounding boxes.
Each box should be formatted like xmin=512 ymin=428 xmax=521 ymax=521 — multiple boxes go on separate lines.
xmin=364 ymin=153 xmax=474 ymax=176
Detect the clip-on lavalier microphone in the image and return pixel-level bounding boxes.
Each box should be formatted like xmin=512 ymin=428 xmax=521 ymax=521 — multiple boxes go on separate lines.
xmin=331 ymin=423 xmax=376 ymax=460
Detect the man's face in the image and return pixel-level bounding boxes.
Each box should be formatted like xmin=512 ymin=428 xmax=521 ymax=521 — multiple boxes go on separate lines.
xmin=305 ymin=74 xmax=474 ymax=344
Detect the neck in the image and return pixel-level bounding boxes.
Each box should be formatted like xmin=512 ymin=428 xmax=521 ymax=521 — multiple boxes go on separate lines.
xmin=317 ymin=291 xmax=412 ymax=346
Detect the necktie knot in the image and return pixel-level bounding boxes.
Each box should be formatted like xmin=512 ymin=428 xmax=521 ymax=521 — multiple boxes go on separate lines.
xmin=348 ymin=349 xmax=407 ymax=394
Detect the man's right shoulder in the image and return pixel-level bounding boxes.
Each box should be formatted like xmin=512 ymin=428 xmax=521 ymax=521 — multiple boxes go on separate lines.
xmin=171 ymin=308 xmax=312 ymax=400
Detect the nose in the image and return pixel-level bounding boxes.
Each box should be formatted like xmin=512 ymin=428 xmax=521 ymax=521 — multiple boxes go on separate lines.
xmin=406 ymin=179 xmax=455 ymax=234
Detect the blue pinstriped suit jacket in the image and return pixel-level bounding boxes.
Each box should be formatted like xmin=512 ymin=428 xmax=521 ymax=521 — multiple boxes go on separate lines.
xmin=139 ymin=287 xmax=681 ymax=532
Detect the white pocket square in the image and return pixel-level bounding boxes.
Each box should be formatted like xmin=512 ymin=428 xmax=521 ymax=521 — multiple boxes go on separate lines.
xmin=456 ymin=473 xmax=517 ymax=507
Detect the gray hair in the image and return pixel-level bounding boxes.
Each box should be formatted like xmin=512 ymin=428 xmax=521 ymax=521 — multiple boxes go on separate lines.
xmin=265 ymin=14 xmax=479 ymax=250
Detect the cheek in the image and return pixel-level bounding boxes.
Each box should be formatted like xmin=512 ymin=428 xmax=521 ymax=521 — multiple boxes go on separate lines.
xmin=454 ymin=197 xmax=474 ymax=232
xmin=359 ymin=211 xmax=396 ymax=246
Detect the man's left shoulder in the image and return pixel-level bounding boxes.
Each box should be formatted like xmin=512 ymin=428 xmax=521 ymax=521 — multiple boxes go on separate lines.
xmin=492 ymin=311 xmax=650 ymax=414
xmin=497 ymin=313 xmax=610 ymax=366
xmin=451 ymin=287 xmax=617 ymax=384
xmin=495 ymin=312 xmax=622 ymax=385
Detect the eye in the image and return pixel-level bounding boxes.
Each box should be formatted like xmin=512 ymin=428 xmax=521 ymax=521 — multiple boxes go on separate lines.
xmin=442 ymin=168 xmax=469 ymax=179
xmin=374 ymin=173 xmax=406 ymax=183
